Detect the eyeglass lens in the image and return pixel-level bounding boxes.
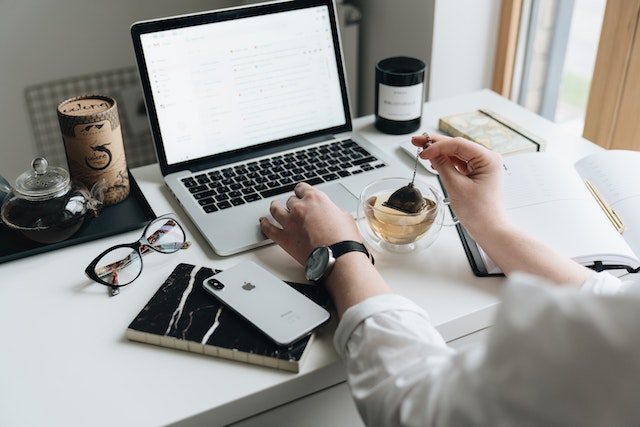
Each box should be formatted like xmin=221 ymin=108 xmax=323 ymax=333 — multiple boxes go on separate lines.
xmin=144 ymin=218 xmax=186 ymax=254
xmin=93 ymin=217 xmax=186 ymax=287
xmin=94 ymin=248 xmax=142 ymax=286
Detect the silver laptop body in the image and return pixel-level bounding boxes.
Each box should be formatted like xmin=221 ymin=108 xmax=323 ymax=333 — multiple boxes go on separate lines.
xmin=131 ymin=0 xmax=407 ymax=255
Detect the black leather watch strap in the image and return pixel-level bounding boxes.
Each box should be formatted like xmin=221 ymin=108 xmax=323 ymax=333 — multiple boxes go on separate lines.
xmin=329 ymin=241 xmax=374 ymax=264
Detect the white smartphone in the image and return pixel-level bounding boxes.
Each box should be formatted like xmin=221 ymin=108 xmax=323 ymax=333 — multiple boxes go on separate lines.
xmin=202 ymin=261 xmax=330 ymax=346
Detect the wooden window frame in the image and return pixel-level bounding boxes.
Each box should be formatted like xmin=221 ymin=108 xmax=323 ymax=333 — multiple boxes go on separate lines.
xmin=583 ymin=1 xmax=640 ymax=150
xmin=492 ymin=0 xmax=523 ymax=97
xmin=493 ymin=0 xmax=640 ymax=151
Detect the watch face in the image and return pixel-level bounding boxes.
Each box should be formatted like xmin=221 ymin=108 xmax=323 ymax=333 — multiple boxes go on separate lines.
xmin=305 ymin=246 xmax=330 ymax=281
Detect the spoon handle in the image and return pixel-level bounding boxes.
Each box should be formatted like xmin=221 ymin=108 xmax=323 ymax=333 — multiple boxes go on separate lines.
xmin=410 ymin=147 xmax=422 ymax=185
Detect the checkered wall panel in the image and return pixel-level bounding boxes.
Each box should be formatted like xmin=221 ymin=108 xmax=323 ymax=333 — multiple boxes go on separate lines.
xmin=24 ymin=67 xmax=156 ymax=170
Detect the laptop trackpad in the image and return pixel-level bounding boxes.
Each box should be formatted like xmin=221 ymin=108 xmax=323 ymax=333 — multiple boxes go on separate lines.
xmin=215 ymin=183 xmax=358 ymax=254
xmin=321 ymin=182 xmax=359 ymax=215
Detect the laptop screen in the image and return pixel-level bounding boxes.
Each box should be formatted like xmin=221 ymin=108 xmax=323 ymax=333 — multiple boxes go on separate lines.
xmin=133 ymin=0 xmax=351 ymax=168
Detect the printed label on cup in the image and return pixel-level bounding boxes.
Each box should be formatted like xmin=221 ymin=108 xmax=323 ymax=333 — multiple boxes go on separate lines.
xmin=377 ymin=82 xmax=424 ymax=121
xmin=57 ymin=95 xmax=130 ymax=206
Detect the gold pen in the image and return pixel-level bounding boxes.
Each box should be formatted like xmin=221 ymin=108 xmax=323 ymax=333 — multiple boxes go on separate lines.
xmin=584 ymin=179 xmax=625 ymax=233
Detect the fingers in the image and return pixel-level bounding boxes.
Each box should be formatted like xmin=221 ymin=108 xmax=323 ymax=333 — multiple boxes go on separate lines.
xmin=258 ymin=216 xmax=281 ymax=240
xmin=293 ymin=182 xmax=311 ymax=198
xmin=422 ymin=136 xmax=490 ymax=162
xmin=262 ymin=183 xmax=315 ymax=237
xmin=412 ymin=133 xmax=489 ymax=160
xmin=411 ymin=132 xmax=448 ymax=148
xmin=269 ymin=199 xmax=289 ymax=222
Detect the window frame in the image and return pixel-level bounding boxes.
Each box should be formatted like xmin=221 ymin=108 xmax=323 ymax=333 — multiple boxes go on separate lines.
xmin=493 ymin=0 xmax=640 ymax=150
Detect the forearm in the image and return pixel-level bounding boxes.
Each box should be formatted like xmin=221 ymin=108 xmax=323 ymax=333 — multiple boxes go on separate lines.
xmin=323 ymin=252 xmax=393 ymax=318
xmin=471 ymin=221 xmax=592 ymax=286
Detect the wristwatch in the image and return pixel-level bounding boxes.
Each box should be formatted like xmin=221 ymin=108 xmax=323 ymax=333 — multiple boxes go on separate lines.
xmin=305 ymin=240 xmax=373 ymax=282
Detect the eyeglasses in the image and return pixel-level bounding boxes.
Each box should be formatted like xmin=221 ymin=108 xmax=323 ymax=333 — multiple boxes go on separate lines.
xmin=85 ymin=214 xmax=190 ymax=296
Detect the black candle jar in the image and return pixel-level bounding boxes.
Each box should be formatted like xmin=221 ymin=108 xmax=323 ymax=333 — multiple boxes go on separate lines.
xmin=375 ymin=56 xmax=426 ymax=135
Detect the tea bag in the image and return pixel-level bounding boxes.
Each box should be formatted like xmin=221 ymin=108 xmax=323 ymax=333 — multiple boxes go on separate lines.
xmin=382 ymin=147 xmax=426 ymax=214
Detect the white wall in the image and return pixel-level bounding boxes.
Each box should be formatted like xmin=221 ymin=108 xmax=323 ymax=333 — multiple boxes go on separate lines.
xmin=349 ymin=0 xmax=435 ymax=116
xmin=348 ymin=0 xmax=500 ymax=114
xmin=429 ymin=0 xmax=501 ymax=101
xmin=0 ymin=0 xmax=500 ymax=182
xmin=0 ymin=0 xmax=236 ymax=181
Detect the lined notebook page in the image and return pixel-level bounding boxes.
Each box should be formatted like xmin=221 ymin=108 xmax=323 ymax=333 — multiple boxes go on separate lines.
xmin=575 ymin=150 xmax=640 ymax=256
xmin=481 ymin=152 xmax=638 ymax=274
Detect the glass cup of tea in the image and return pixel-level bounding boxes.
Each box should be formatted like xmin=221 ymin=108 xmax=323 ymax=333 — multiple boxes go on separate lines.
xmin=357 ymin=177 xmax=456 ymax=253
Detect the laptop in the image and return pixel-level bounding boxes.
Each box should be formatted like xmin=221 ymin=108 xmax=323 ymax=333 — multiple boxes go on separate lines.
xmin=131 ymin=0 xmax=407 ymax=256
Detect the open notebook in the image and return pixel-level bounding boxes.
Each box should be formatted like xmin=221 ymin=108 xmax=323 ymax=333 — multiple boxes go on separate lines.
xmin=454 ymin=150 xmax=640 ymax=276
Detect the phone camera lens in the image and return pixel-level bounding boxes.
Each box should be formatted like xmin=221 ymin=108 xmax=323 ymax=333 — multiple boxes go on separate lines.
xmin=207 ymin=278 xmax=224 ymax=290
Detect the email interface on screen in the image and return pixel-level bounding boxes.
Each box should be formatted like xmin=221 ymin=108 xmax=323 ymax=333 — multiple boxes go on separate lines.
xmin=140 ymin=5 xmax=347 ymax=166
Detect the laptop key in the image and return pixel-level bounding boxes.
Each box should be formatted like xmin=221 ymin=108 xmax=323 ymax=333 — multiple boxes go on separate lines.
xmin=217 ymin=200 xmax=232 ymax=210
xmin=189 ymin=184 xmax=208 ymax=194
xmin=194 ymin=190 xmax=216 ymax=200
xmin=244 ymin=193 xmax=261 ymax=202
xmin=182 ymin=178 xmax=197 ymax=187
xmin=260 ymin=177 xmax=323 ymax=198
xmin=199 ymin=197 xmax=215 ymax=206
xmin=352 ymin=156 xmax=377 ymax=166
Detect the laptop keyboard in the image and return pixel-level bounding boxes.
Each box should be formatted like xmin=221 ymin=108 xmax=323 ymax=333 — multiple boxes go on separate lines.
xmin=180 ymin=139 xmax=386 ymax=213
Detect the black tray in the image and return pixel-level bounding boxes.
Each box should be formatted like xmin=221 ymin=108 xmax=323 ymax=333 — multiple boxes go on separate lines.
xmin=0 ymin=173 xmax=156 ymax=264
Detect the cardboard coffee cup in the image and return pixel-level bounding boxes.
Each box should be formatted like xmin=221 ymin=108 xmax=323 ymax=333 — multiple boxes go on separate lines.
xmin=57 ymin=95 xmax=130 ymax=206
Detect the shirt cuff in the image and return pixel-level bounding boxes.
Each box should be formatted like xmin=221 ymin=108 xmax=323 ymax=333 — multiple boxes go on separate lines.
xmin=333 ymin=294 xmax=431 ymax=355
xmin=580 ymin=271 xmax=623 ymax=295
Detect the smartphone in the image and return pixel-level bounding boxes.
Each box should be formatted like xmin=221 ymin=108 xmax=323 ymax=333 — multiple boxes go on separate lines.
xmin=202 ymin=261 xmax=330 ymax=346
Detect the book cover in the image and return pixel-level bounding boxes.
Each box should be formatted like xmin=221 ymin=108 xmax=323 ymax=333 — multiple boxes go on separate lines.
xmin=127 ymin=263 xmax=330 ymax=372
xmin=438 ymin=109 xmax=546 ymax=155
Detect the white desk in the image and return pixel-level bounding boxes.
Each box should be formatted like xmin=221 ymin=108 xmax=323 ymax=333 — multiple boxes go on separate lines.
xmin=0 ymin=90 xmax=601 ymax=427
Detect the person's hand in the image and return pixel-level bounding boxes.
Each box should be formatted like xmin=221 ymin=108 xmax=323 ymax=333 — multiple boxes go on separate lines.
xmin=412 ymin=134 xmax=593 ymax=285
xmin=411 ymin=134 xmax=507 ymax=236
xmin=259 ymin=182 xmax=362 ymax=266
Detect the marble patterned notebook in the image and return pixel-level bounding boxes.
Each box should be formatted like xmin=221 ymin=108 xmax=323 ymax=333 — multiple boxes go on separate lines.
xmin=127 ymin=263 xmax=330 ymax=372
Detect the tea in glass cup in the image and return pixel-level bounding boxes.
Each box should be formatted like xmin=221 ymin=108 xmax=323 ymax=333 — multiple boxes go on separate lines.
xmin=357 ymin=178 xmax=450 ymax=253
xmin=365 ymin=193 xmax=437 ymax=244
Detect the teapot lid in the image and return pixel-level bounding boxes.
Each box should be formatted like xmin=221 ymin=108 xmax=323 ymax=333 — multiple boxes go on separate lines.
xmin=14 ymin=157 xmax=71 ymax=201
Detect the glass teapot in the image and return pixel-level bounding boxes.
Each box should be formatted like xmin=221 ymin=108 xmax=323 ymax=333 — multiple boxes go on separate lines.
xmin=0 ymin=157 xmax=104 ymax=244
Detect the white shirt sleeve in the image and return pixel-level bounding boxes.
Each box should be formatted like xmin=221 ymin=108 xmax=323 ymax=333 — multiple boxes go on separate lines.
xmin=334 ymin=272 xmax=640 ymax=427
